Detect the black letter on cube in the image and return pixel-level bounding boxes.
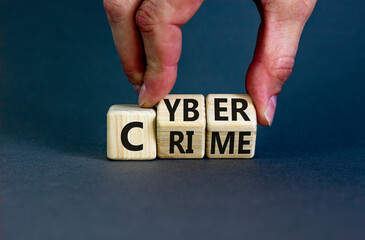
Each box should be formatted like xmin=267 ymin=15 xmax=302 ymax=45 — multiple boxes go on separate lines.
xmin=164 ymin=99 xmax=181 ymax=121
xmin=232 ymin=98 xmax=250 ymax=121
xmin=210 ymin=132 xmax=235 ymax=154
xmin=121 ymin=122 xmax=143 ymax=151
xmin=238 ymin=131 xmax=251 ymax=154
xmin=170 ymin=131 xmax=194 ymax=154
xmin=184 ymin=99 xmax=199 ymax=121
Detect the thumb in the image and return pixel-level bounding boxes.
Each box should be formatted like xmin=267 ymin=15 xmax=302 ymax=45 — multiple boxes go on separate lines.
xmin=246 ymin=0 xmax=316 ymax=126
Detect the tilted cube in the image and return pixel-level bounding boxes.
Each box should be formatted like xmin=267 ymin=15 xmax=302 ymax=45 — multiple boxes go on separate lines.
xmin=206 ymin=94 xmax=257 ymax=158
xmin=157 ymin=94 xmax=206 ymax=159
xmin=107 ymin=105 xmax=156 ymax=160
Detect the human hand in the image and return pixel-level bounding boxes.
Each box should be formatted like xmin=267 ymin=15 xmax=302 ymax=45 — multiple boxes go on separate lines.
xmin=104 ymin=0 xmax=317 ymax=126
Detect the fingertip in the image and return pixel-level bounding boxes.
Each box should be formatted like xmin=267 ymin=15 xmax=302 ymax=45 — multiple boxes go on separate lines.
xmin=253 ymin=97 xmax=275 ymax=127
xmin=263 ymin=95 xmax=277 ymax=126
xmin=138 ymin=84 xmax=151 ymax=107
xmin=247 ymin=84 xmax=277 ymax=126
xmin=138 ymin=84 xmax=175 ymax=107
xmin=253 ymin=98 xmax=276 ymax=127
xmin=131 ymin=84 xmax=141 ymax=94
xmin=246 ymin=63 xmax=277 ymax=127
xmin=138 ymin=63 xmax=177 ymax=108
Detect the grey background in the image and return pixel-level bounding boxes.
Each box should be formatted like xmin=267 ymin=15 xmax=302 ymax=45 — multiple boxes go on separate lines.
xmin=1 ymin=0 xmax=364 ymax=239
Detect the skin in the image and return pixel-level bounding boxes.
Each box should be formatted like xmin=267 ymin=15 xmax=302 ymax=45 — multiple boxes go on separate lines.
xmin=103 ymin=0 xmax=317 ymax=126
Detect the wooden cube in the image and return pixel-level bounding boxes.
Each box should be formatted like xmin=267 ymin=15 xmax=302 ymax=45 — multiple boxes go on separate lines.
xmin=107 ymin=105 xmax=156 ymax=160
xmin=156 ymin=94 xmax=206 ymax=159
xmin=206 ymin=94 xmax=257 ymax=158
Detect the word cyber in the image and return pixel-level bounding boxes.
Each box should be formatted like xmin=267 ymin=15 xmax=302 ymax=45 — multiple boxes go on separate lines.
xmin=107 ymin=94 xmax=257 ymax=160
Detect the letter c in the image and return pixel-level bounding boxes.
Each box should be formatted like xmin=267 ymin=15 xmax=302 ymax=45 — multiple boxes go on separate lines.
xmin=121 ymin=122 xmax=143 ymax=151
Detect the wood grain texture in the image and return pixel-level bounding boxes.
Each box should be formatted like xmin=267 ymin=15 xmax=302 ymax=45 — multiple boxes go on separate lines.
xmin=157 ymin=94 xmax=206 ymax=159
xmin=107 ymin=105 xmax=156 ymax=160
xmin=206 ymin=94 xmax=257 ymax=158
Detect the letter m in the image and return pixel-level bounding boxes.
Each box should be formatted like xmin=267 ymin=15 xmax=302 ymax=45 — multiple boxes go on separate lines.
xmin=211 ymin=132 xmax=235 ymax=154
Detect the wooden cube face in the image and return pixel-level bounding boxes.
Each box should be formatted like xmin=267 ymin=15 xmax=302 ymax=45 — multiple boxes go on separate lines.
xmin=107 ymin=105 xmax=156 ymax=160
xmin=206 ymin=94 xmax=257 ymax=158
xmin=157 ymin=94 xmax=206 ymax=159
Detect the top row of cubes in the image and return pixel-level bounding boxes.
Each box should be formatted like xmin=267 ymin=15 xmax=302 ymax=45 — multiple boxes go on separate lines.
xmin=107 ymin=94 xmax=257 ymax=160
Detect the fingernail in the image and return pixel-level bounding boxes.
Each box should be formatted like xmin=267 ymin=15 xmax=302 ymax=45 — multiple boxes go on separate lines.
xmin=138 ymin=84 xmax=147 ymax=107
xmin=132 ymin=84 xmax=141 ymax=94
xmin=264 ymin=95 xmax=277 ymax=126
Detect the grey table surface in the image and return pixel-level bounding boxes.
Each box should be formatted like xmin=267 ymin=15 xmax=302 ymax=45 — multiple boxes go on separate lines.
xmin=1 ymin=0 xmax=364 ymax=239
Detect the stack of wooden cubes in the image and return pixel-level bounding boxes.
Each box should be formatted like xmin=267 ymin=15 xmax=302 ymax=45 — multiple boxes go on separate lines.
xmin=107 ymin=94 xmax=257 ymax=160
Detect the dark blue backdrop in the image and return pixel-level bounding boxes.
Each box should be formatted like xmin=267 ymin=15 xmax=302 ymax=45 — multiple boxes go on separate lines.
xmin=1 ymin=0 xmax=364 ymax=239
